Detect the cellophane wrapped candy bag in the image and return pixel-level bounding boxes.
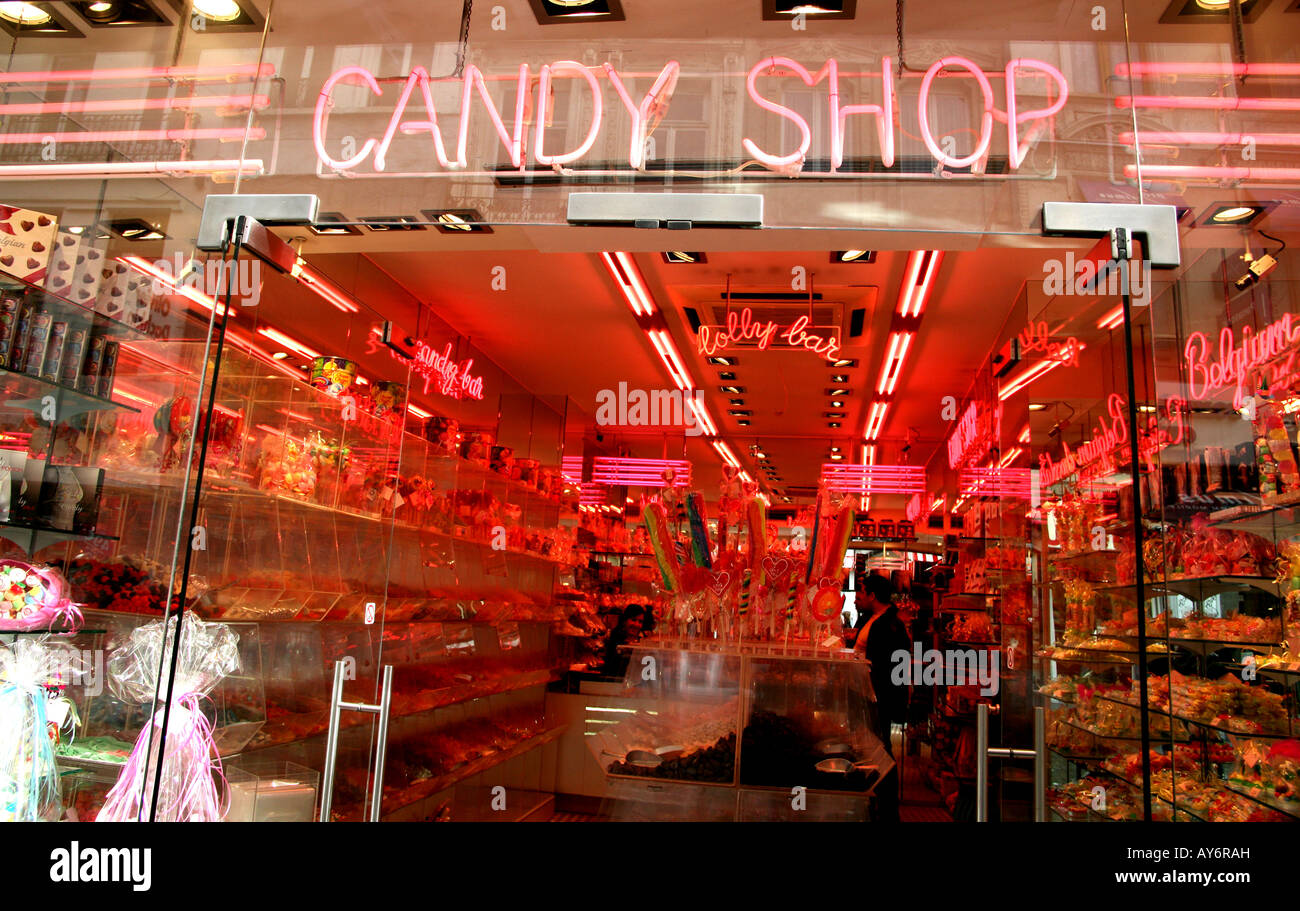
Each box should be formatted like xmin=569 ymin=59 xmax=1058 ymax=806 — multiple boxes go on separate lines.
xmin=0 ymin=637 xmax=82 ymax=821
xmin=98 ymin=612 xmax=240 ymax=822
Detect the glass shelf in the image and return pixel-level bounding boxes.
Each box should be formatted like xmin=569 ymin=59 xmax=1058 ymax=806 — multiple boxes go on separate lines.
xmin=0 ymin=365 xmax=140 ymax=420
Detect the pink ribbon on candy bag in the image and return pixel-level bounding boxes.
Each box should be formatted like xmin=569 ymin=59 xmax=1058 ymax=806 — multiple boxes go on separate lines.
xmin=96 ymin=613 xmax=239 ymax=822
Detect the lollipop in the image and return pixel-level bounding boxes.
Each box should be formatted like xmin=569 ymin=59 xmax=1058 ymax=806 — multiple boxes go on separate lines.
xmin=821 ymin=503 xmax=854 ymax=581
xmin=686 ymin=492 xmax=713 ymax=569
xmin=804 ymin=492 xmax=824 ymax=583
xmin=810 ymin=583 xmax=843 ymax=623
xmin=746 ymin=497 xmax=768 ymax=584
xmin=642 ymin=500 xmax=683 ymax=593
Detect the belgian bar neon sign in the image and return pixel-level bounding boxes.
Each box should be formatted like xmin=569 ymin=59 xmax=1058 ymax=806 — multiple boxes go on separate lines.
xmin=313 ymin=55 xmax=1068 ymax=176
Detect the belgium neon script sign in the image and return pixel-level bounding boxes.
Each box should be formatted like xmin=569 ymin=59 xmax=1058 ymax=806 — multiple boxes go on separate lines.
xmin=314 ymin=55 xmax=1068 ymax=177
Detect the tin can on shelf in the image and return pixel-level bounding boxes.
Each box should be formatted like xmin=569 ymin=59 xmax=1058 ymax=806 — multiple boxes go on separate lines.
xmin=309 ymin=356 xmax=357 ymax=395
xmin=370 ymin=380 xmax=405 ymax=417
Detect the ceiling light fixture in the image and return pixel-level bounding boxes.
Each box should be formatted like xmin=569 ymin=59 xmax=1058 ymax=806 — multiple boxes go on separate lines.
xmin=712 ymin=440 xmax=740 ymax=468
xmin=600 ymin=251 xmax=656 ymax=317
xmin=709 ymin=357 xmax=736 ymax=367
xmin=648 ymin=329 xmax=692 ymax=391
xmin=422 ymin=209 xmax=494 ymax=234
xmin=828 ymin=358 xmax=857 ymax=368
xmin=119 ymin=255 xmax=231 ymax=316
xmin=831 ymin=375 xmax=848 ymax=383
xmin=1209 ymin=204 xmax=1267 ymax=224
xmin=828 ymin=422 xmax=841 ymax=428
xmin=833 ymin=250 xmax=876 ymax=263
xmin=865 ymin=401 xmax=889 ymax=440
xmin=256 ymin=327 xmax=321 ymax=360
xmin=1096 ymin=304 xmax=1124 ymax=330
xmin=721 ymin=385 xmax=744 ymax=394
xmin=0 ymin=3 xmax=50 ymax=24
xmin=662 ymin=251 xmax=706 ymax=264
xmin=290 ymin=257 xmax=361 ymax=313
xmin=875 ymin=331 xmax=914 ymax=395
xmin=192 ymin=0 xmax=242 ymax=21
xmin=896 ymin=250 xmax=944 ymax=318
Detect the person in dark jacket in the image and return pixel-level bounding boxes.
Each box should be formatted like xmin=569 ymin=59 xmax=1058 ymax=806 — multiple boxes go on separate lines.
xmin=851 ymin=573 xmax=910 ymax=822
xmin=602 ymin=605 xmax=645 ymax=677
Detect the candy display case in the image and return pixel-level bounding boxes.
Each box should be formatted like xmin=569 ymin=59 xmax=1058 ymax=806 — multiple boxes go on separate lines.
xmin=1036 ymin=273 xmax=1300 ymax=823
xmin=592 ymin=640 xmax=892 ymax=820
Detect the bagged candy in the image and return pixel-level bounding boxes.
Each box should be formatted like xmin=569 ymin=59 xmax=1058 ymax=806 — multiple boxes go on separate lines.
xmin=97 ymin=612 xmax=240 ymax=822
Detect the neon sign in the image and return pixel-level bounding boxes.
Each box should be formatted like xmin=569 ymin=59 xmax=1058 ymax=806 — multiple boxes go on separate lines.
xmin=947 ymin=400 xmax=1002 ymax=470
xmin=1185 ymin=314 xmax=1300 ymax=409
xmin=364 ymin=333 xmax=484 ymax=401
xmin=1018 ymin=320 xmax=1080 ymax=368
xmin=697 ymin=307 xmax=841 ymax=359
xmin=313 ymin=55 xmax=1068 ymax=177
xmin=1038 ymin=393 xmax=1187 ymax=487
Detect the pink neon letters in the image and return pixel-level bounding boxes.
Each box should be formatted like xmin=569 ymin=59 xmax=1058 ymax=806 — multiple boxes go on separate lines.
xmin=313 ymin=55 xmax=1068 ymax=175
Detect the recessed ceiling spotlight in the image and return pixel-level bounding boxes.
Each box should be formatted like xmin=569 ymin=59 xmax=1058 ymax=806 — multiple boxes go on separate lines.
xmin=832 ymin=250 xmax=876 ymax=263
xmin=763 ymin=0 xmax=855 ymax=20
xmin=830 ymin=447 xmax=841 ymax=452
xmin=823 ymin=412 xmax=846 ymax=418
xmin=721 ymin=386 xmax=745 ymax=394
xmin=106 ymin=218 xmax=166 ymax=241
xmin=1205 ymin=204 xmax=1270 ymax=225
xmin=737 ymin=419 xmax=751 ymax=426
xmin=361 ymin=215 xmax=426 ymax=232
xmin=708 ymin=357 xmax=736 ymax=366
xmin=422 ymin=209 xmax=494 ymax=234
xmin=0 ymin=3 xmax=50 ymax=24
xmin=193 ymin=0 xmax=242 ymax=20
xmin=662 ymin=252 xmax=706 ymax=264
xmin=830 ymin=374 xmax=849 ymax=382
xmin=309 ymin=212 xmax=362 ymax=236
xmin=830 ymin=400 xmax=844 ymax=408
xmin=830 ymin=453 xmax=844 ymax=460
xmin=828 ymin=421 xmax=841 ymax=428
xmin=729 ymin=398 xmax=745 ymax=406
xmin=719 ymin=372 xmax=737 ymax=381
xmin=826 ymin=388 xmax=850 ymax=396
xmin=729 ymin=410 xmax=752 ymax=416
xmin=827 ymin=358 xmax=858 ymax=368
xmin=531 ymin=0 xmax=625 ymax=23
xmin=1028 ymin=403 xmax=1047 ymax=411
xmin=271 ymin=352 xmax=290 ymax=360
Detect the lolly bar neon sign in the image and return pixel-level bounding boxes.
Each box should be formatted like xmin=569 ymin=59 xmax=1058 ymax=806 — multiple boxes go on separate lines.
xmin=313 ymin=55 xmax=1068 ymax=176
xmin=697 ymin=307 xmax=842 ymax=359
xmin=365 ymin=333 xmax=484 ymax=400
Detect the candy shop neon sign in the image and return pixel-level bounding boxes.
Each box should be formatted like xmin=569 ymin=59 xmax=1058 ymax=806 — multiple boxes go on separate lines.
xmin=365 ymin=334 xmax=484 ymax=400
xmin=313 ymin=55 xmax=1068 ymax=176
xmin=696 ymin=307 xmax=841 ymax=358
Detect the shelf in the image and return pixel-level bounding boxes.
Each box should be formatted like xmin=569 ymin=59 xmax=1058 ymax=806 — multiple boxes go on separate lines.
xmin=1090 ymin=690 xmax=1296 ymax=740
xmin=0 ymin=519 xmax=119 ymax=556
xmin=196 ymin=483 xmax=575 ymax=571
xmin=374 ymin=725 xmax=565 ymax=821
xmin=0 ymin=273 xmax=153 ymax=344
xmin=1054 ymin=714 xmax=1190 ymax=744
xmin=242 ymin=669 xmax=560 ymax=754
xmin=1210 ymin=500 xmax=1300 ymax=539
xmin=1094 ymin=576 xmax=1282 ymax=601
xmin=1222 ymin=780 xmax=1300 ymax=821
xmin=1047 ymin=744 xmax=1105 ymax=762
xmin=0 ymin=366 xmax=140 ymax=420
